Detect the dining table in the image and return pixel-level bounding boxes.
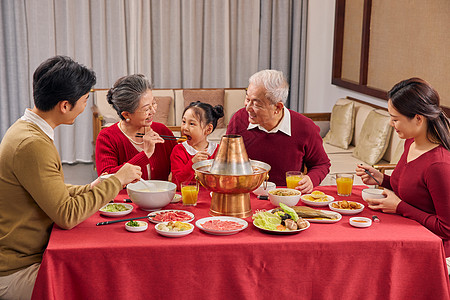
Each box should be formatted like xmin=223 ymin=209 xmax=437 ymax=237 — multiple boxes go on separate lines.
xmin=31 ymin=185 xmax=450 ymax=300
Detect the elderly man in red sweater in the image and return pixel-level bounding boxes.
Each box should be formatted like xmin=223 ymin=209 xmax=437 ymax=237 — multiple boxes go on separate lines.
xmin=226 ymin=70 xmax=330 ymax=193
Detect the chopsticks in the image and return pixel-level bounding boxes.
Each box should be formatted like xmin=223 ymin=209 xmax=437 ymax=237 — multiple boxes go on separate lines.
xmin=96 ymin=215 xmax=154 ymax=226
xmin=363 ymin=169 xmax=381 ymax=185
xmin=135 ymin=132 xmax=187 ymax=141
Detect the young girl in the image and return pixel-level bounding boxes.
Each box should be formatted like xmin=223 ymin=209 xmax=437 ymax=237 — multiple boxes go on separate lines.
xmin=170 ymin=101 xmax=224 ymax=190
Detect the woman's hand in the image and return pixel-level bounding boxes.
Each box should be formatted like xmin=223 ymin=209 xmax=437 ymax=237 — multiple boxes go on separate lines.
xmin=365 ymin=189 xmax=400 ymax=214
xmin=355 ymin=164 xmax=383 ymax=185
xmin=192 ymin=150 xmax=210 ymax=164
xmin=114 ymin=163 xmax=142 ymax=187
xmin=142 ymin=129 xmax=165 ymax=157
xmin=295 ymin=175 xmax=314 ymax=194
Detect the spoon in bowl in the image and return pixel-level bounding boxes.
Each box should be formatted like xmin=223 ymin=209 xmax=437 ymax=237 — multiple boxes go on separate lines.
xmin=139 ymin=178 xmax=156 ymax=191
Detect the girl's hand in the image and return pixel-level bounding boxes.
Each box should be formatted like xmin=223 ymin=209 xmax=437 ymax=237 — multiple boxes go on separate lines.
xmin=192 ymin=150 xmax=210 ymax=164
xmin=355 ymin=164 xmax=383 ymax=185
xmin=142 ymin=129 xmax=164 ymax=157
xmin=365 ymin=189 xmax=400 ymax=214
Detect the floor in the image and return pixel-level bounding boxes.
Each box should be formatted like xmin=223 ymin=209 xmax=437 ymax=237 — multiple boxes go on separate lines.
xmin=62 ymin=163 xmax=98 ymax=185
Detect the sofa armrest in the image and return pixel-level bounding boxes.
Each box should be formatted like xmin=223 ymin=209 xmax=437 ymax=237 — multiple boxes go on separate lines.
xmin=373 ymin=163 xmax=396 ymax=174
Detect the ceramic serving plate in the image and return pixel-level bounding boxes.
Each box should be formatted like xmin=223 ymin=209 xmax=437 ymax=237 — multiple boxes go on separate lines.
xmin=155 ymin=222 xmax=194 ymax=237
xmin=125 ymin=221 xmax=148 ymax=232
xmin=328 ymin=201 xmax=364 ymax=215
xmin=302 ymin=210 xmax=342 ymax=223
xmin=99 ymin=203 xmax=133 ymax=217
xmin=349 ymin=217 xmax=372 ymax=228
xmin=195 ymin=217 xmax=248 ymax=235
xmin=253 ymin=220 xmax=310 ymax=234
xmin=148 ymin=210 xmax=195 ymax=224
xmin=300 ymin=194 xmax=335 ymax=207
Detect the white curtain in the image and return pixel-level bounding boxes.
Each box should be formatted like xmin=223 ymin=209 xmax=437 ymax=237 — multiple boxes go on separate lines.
xmin=0 ymin=0 xmax=307 ymax=163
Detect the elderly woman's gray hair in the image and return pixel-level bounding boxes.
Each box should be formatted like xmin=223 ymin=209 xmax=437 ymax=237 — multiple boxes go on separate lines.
xmin=249 ymin=70 xmax=289 ymax=104
xmin=107 ymin=74 xmax=153 ymax=120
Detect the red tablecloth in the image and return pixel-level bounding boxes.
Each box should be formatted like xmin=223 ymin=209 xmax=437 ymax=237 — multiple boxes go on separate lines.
xmin=32 ymin=186 xmax=450 ymax=300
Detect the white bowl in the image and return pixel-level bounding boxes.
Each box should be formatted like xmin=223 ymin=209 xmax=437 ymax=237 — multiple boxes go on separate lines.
xmin=127 ymin=180 xmax=176 ymax=211
xmin=361 ymin=188 xmax=386 ymax=202
xmin=155 ymin=222 xmax=194 ymax=237
xmin=349 ymin=217 xmax=372 ymax=228
xmin=252 ymin=181 xmax=276 ymax=196
xmin=125 ymin=220 xmax=148 ymax=232
xmin=268 ymin=188 xmax=301 ymax=207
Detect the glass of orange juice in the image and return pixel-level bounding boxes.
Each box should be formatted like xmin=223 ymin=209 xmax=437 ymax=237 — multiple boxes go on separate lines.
xmin=181 ymin=181 xmax=199 ymax=206
xmin=286 ymin=171 xmax=304 ymax=189
xmin=336 ymin=173 xmax=354 ymax=196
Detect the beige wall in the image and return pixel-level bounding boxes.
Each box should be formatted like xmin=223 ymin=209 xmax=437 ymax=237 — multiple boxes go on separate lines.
xmin=304 ymin=0 xmax=388 ymax=113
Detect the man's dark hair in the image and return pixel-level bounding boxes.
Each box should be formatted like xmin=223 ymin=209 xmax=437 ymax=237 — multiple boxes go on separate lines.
xmin=33 ymin=55 xmax=96 ymax=111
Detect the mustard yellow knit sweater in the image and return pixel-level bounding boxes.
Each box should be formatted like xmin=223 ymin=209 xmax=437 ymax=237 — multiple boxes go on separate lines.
xmin=0 ymin=120 xmax=122 ymax=276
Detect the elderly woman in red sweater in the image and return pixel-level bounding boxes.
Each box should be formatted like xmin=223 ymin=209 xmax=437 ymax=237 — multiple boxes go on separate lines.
xmin=95 ymin=74 xmax=176 ymax=180
xmin=226 ymin=70 xmax=330 ymax=193
xmin=356 ymin=78 xmax=450 ymax=275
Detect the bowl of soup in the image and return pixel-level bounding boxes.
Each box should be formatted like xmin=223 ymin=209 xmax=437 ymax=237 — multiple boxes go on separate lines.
xmin=127 ymin=180 xmax=176 ymax=211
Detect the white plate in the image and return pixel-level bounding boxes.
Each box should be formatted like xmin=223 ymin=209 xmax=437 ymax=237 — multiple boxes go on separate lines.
xmin=300 ymin=194 xmax=335 ymax=207
xmin=125 ymin=221 xmax=148 ymax=232
xmin=253 ymin=219 xmax=310 ymax=234
xmin=155 ymin=222 xmax=194 ymax=237
xmin=349 ymin=217 xmax=372 ymax=228
xmin=328 ymin=201 xmax=364 ymax=215
xmin=171 ymin=194 xmax=182 ymax=203
xmin=302 ymin=210 xmax=342 ymax=223
xmin=195 ymin=217 xmax=248 ymax=235
xmin=99 ymin=203 xmax=133 ymax=217
xmin=147 ymin=210 xmax=195 ymax=224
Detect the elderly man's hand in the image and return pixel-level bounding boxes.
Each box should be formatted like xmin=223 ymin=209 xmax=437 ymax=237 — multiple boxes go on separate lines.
xmin=295 ymin=175 xmax=313 ymax=194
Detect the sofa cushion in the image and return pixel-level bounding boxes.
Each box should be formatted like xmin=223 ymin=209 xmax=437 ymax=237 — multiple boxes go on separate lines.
xmin=353 ymin=109 xmax=393 ymax=165
xmin=183 ymin=89 xmax=226 ymax=128
xmin=323 ymin=101 xmax=355 ymax=149
xmin=153 ymin=96 xmax=173 ymax=125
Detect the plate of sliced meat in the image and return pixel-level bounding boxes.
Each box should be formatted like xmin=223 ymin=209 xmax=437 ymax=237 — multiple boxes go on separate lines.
xmin=195 ymin=217 xmax=248 ymax=235
xmin=148 ymin=210 xmax=194 ymax=224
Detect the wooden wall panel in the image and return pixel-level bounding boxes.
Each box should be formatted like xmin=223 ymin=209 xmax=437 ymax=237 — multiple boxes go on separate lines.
xmin=333 ymin=0 xmax=450 ymax=111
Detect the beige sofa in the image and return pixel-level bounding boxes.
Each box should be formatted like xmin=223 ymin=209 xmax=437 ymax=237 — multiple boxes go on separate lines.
xmin=317 ymin=97 xmax=403 ymax=185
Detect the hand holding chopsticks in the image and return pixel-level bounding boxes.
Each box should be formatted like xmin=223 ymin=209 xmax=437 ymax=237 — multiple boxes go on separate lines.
xmin=135 ymin=132 xmax=187 ymax=142
xmin=96 ymin=215 xmax=154 ymax=226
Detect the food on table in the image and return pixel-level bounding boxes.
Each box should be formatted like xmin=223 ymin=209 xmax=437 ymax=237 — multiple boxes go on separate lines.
xmin=289 ymin=206 xmax=339 ymax=220
xmin=201 ymin=219 xmax=244 ymax=231
xmin=331 ymin=201 xmax=361 ymax=210
xmin=302 ymin=194 xmax=331 ymax=202
xmin=269 ymin=189 xmax=301 ymax=196
xmin=100 ymin=203 xmax=129 ymax=212
xmin=126 ymin=220 xmax=146 ymax=227
xmin=151 ymin=211 xmax=193 ymax=222
xmin=311 ymin=191 xmax=326 ymax=198
xmin=158 ymin=221 xmax=192 ymax=232
xmin=253 ymin=204 xmax=308 ymax=231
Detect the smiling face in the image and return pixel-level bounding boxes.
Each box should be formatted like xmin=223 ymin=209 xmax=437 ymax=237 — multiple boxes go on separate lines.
xmin=244 ymin=83 xmax=282 ymax=131
xmin=126 ymin=90 xmax=157 ymax=128
xmin=388 ymin=99 xmax=421 ymax=139
xmin=181 ymin=108 xmax=212 ymax=147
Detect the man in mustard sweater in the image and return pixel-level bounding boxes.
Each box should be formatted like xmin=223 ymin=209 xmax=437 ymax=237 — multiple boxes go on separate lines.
xmin=0 ymin=56 xmax=142 ymax=299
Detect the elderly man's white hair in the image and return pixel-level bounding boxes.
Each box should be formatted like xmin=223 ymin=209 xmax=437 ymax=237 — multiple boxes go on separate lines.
xmin=249 ymin=70 xmax=289 ymax=104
